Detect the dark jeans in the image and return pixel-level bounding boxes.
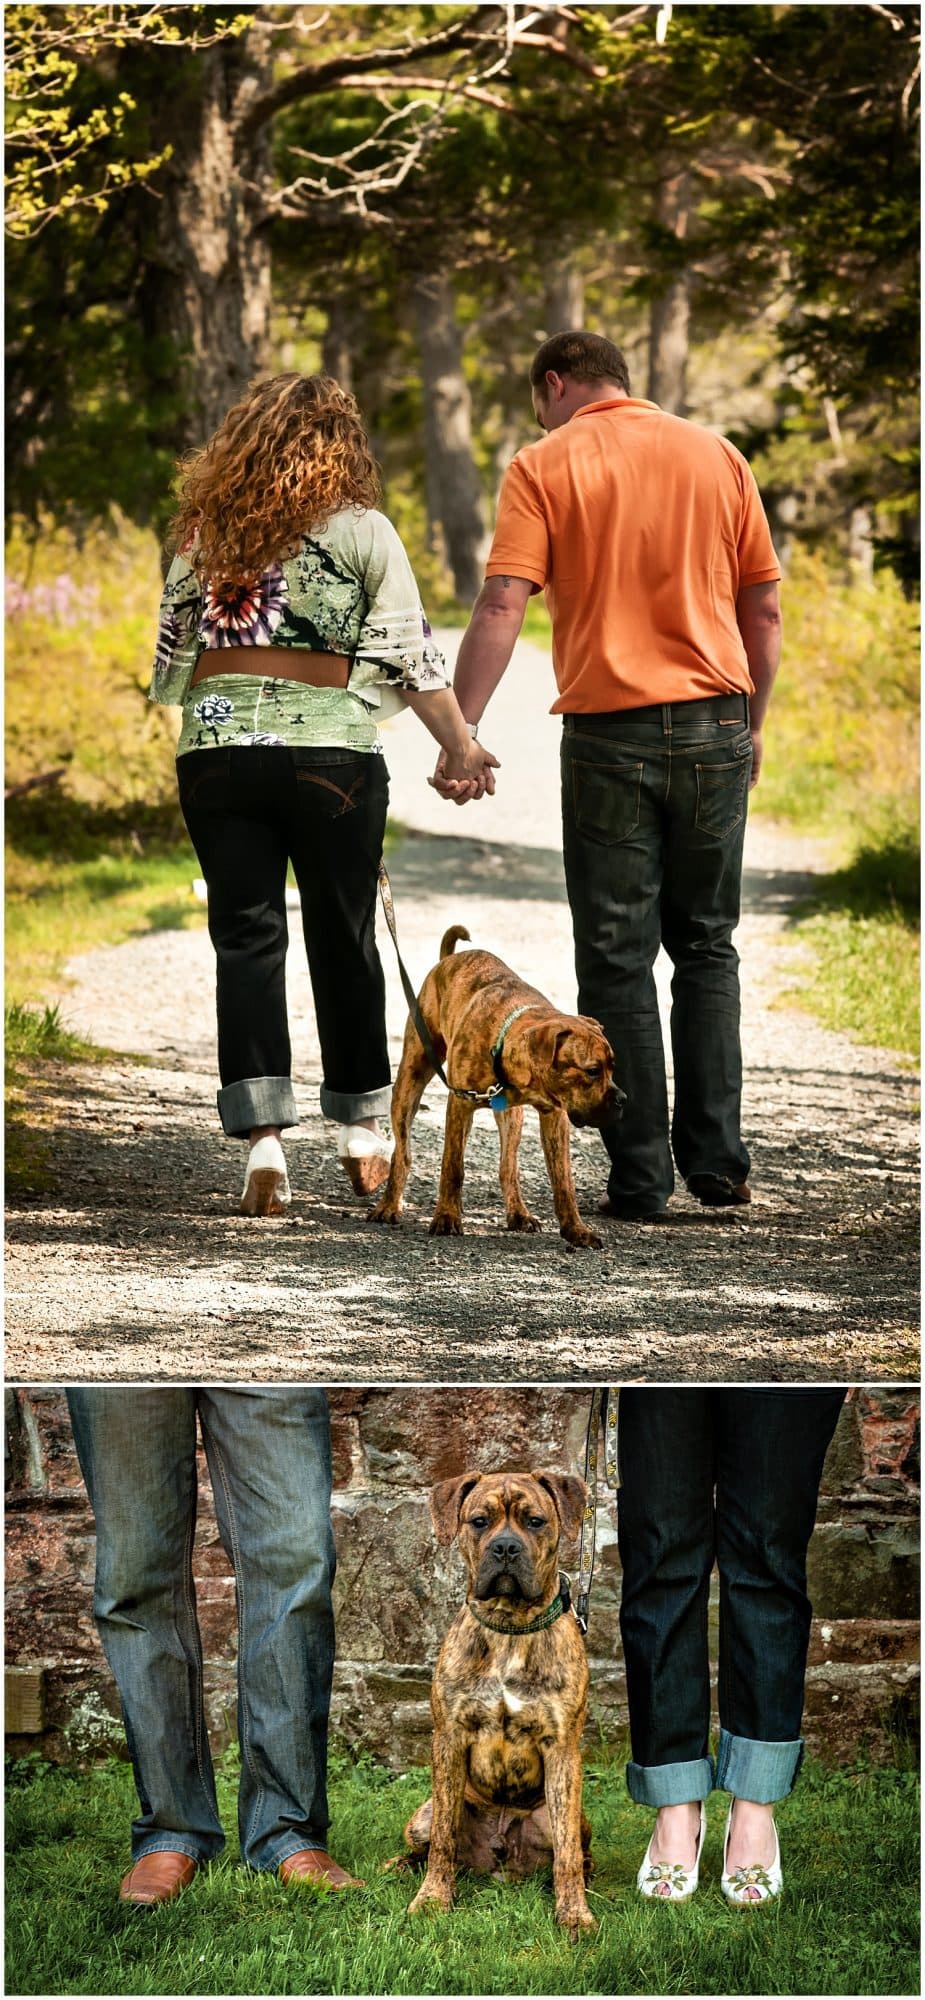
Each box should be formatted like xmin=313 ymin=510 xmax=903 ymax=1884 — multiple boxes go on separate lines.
xmin=561 ymin=696 xmax=753 ymax=1212
xmin=177 ymin=745 xmax=391 ymax=1137
xmin=66 ymin=1387 xmax=336 ymax=1870
xmin=617 ymin=1387 xmax=847 ymax=1805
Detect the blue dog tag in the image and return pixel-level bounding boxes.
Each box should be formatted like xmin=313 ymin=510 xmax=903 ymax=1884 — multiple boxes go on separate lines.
xmin=488 ymin=1087 xmax=509 ymax=1112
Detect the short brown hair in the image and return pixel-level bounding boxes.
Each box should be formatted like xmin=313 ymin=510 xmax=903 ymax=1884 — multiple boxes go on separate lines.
xmin=530 ymin=331 xmax=631 ymax=394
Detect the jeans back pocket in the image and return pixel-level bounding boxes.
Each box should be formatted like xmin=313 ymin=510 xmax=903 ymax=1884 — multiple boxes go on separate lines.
xmin=694 ymin=748 xmax=751 ymax=838
xmin=569 ymin=757 xmax=644 ymax=845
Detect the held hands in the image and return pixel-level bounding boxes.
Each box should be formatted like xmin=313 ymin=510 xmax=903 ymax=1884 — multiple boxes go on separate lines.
xmin=428 ymin=739 xmax=500 ymax=806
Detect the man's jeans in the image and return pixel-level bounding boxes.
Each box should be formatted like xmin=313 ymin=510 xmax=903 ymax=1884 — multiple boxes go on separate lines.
xmin=617 ymin=1388 xmax=847 ymax=1806
xmin=561 ymin=697 xmax=753 ymax=1212
xmin=177 ymin=746 xmax=391 ymax=1137
xmin=66 ymin=1387 xmax=336 ymax=1871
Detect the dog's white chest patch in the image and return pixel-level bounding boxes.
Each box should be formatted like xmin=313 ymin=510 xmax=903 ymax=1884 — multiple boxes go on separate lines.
xmin=501 ymin=1685 xmax=525 ymax=1715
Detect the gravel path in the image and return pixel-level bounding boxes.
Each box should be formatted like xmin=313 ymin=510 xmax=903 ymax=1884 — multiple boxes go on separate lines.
xmin=6 ymin=636 xmax=919 ymax=1384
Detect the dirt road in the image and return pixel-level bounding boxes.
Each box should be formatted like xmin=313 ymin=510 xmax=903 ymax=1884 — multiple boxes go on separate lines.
xmin=6 ymin=636 xmax=918 ymax=1383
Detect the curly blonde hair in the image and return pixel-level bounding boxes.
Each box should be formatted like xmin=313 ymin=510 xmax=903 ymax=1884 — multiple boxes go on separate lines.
xmin=170 ymin=373 xmax=381 ymax=585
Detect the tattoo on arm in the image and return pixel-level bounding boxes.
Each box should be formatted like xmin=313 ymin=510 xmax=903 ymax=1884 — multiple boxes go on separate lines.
xmin=500 ymin=575 xmax=512 ymax=588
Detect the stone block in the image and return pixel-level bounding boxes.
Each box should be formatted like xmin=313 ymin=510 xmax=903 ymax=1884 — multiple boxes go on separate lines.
xmin=808 ymin=1521 xmax=919 ymax=1619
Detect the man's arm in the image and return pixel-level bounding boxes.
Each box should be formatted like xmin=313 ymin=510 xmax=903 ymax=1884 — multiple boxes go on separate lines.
xmin=430 ymin=573 xmax=533 ymax=800
xmin=736 ymin=579 xmax=782 ymax=788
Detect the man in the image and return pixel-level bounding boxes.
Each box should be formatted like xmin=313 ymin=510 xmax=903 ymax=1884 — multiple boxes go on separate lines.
xmin=66 ymin=1387 xmax=362 ymax=1905
xmin=436 ymin=330 xmax=782 ymax=1220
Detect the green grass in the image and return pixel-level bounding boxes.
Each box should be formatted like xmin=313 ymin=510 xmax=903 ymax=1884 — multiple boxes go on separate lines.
xmin=4 ymin=1747 xmax=920 ymax=1997
xmin=780 ymin=838 xmax=920 ymax=1056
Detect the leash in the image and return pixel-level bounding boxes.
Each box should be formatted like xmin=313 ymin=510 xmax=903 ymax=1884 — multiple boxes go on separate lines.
xmin=572 ymin=1389 xmax=620 ymax=1635
xmin=377 ymin=861 xmax=529 ymax=1113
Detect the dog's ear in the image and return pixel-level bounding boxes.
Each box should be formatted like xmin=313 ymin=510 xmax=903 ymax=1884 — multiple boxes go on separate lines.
xmin=534 ymin=1470 xmax=588 ymax=1544
xmin=429 ymin=1473 xmax=484 ymax=1545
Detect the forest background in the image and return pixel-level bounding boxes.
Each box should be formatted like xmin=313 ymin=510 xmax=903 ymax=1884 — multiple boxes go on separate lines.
xmin=5 ymin=1 xmax=920 ymax=1100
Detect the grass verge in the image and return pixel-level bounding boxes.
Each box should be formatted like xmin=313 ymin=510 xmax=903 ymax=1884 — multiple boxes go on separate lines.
xmin=4 ymin=1747 xmax=920 ymax=1997
xmin=780 ymin=839 xmax=920 ymax=1057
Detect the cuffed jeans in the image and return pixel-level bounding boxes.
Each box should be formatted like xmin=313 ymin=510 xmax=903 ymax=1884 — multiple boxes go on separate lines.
xmin=561 ymin=696 xmax=753 ymax=1213
xmin=177 ymin=746 xmax=392 ymax=1137
xmin=66 ymin=1387 xmax=336 ymax=1871
xmin=617 ymin=1387 xmax=847 ymax=1805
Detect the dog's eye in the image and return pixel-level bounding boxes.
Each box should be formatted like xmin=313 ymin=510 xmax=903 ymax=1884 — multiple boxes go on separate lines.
xmin=468 ymin=1514 xmax=489 ymax=1530
xmin=526 ymin=1516 xmax=547 ymax=1530
xmin=585 ymin=1064 xmax=603 ymax=1078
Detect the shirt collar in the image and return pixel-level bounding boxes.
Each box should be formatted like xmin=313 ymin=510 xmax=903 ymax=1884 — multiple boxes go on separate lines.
xmin=573 ymin=397 xmax=660 ymax=419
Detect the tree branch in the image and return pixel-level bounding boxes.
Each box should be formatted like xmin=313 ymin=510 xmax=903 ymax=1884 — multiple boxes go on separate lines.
xmin=235 ymin=5 xmax=499 ymax=142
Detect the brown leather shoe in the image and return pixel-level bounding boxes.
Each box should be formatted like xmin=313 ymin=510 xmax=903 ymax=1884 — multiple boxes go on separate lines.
xmin=119 ymin=1851 xmax=197 ymax=1906
xmin=279 ymin=1847 xmax=365 ymax=1890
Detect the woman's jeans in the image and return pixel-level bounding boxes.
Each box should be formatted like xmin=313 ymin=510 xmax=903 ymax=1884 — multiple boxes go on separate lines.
xmin=617 ymin=1387 xmax=847 ymax=1805
xmin=177 ymin=745 xmax=391 ymax=1137
xmin=561 ymin=697 xmax=753 ymax=1214
xmin=66 ymin=1387 xmax=336 ymax=1871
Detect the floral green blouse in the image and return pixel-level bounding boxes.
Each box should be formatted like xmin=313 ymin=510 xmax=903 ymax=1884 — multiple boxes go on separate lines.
xmin=149 ymin=505 xmax=449 ymax=756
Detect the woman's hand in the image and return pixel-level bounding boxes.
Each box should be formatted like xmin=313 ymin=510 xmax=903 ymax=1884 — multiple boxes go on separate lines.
xmin=428 ymin=740 xmax=500 ymax=805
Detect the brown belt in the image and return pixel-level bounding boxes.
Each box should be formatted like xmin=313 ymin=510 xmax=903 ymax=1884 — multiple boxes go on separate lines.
xmin=189 ymin=648 xmax=351 ymax=690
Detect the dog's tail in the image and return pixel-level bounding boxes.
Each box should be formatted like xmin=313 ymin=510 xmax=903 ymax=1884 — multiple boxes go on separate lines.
xmin=440 ymin=925 xmax=471 ymax=957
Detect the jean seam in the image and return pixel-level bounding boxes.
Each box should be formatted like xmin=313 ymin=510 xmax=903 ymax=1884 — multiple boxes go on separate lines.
xmin=202 ymin=1421 xmax=266 ymax=1855
xmin=180 ymin=1474 xmax=215 ymax=1819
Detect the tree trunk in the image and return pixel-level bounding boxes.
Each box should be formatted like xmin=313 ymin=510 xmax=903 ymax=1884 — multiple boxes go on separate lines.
xmin=543 ymin=261 xmax=585 ymax=333
xmin=412 ymin=272 xmax=489 ymax=603
xmin=135 ymin=25 xmax=274 ymax=465
xmin=647 ymin=174 xmax=691 ymax=415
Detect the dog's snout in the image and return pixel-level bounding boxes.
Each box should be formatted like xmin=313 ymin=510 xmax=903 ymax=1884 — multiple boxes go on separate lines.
xmin=490 ymin=1534 xmax=524 ymax=1564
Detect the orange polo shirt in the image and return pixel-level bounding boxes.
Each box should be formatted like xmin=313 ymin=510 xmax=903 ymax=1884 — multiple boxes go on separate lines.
xmin=485 ymin=398 xmax=781 ymax=712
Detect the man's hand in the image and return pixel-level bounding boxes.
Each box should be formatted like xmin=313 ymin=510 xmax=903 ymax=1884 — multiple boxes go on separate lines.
xmin=749 ymin=728 xmax=763 ymax=788
xmin=429 ymin=741 xmax=500 ymax=805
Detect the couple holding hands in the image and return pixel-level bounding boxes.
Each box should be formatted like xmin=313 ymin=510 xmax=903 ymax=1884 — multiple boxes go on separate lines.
xmin=153 ymin=329 xmax=781 ymax=1225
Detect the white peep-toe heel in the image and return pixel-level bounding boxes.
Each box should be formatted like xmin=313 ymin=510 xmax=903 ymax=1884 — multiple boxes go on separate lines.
xmin=720 ymin=1804 xmax=782 ymax=1906
xmin=240 ymin=1135 xmax=291 ymax=1216
xmin=336 ymin=1123 xmax=394 ymax=1196
xmin=637 ymin=1803 xmax=706 ymax=1903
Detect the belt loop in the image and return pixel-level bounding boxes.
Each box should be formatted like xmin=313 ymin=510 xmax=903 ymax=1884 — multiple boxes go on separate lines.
xmin=662 ymin=703 xmax=672 ymax=735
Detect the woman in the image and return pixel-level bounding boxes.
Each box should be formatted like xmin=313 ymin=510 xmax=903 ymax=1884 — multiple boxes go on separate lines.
xmin=151 ymin=373 xmax=495 ymax=1214
xmin=617 ymin=1387 xmax=846 ymax=1905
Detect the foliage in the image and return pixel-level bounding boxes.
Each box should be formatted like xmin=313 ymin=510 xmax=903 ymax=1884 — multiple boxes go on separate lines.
xmin=4 ymin=3 xmax=252 ymax=236
xmin=5 ymin=4 xmax=919 ymax=577
xmin=4 ymin=1748 xmax=920 ymax=1996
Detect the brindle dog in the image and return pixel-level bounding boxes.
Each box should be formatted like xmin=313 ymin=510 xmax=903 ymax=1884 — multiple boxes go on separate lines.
xmin=406 ymin=1469 xmax=595 ymax=1940
xmin=371 ymin=926 xmax=625 ymax=1249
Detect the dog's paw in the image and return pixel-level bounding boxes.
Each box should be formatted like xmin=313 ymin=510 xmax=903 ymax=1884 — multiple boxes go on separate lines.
xmin=408 ymin=1880 xmax=453 ymax=1916
xmin=429 ymin=1211 xmax=464 ymax=1237
xmin=562 ymin=1225 xmax=604 ymax=1251
xmin=557 ymin=1900 xmax=596 ymax=1941
xmin=369 ymin=1200 xmax=401 ymax=1227
xmin=506 ymin=1211 xmax=541 ymax=1234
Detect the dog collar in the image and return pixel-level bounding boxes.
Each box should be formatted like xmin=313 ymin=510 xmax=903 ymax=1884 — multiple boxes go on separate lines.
xmin=488 ymin=1005 xmax=537 ymax=1112
xmin=467 ymin=1576 xmax=571 ymax=1636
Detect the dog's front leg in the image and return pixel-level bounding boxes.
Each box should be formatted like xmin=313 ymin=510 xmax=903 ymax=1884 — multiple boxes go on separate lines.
xmin=539 ymin=1110 xmax=602 ymax=1250
xmin=495 ymin=1105 xmax=541 ymax=1233
xmin=407 ymin=1726 xmax=467 ymax=1915
xmin=544 ymin=1740 xmax=595 ymax=1939
xmin=430 ymin=1096 xmax=475 ymax=1236
xmin=371 ymin=1016 xmax=437 ymax=1227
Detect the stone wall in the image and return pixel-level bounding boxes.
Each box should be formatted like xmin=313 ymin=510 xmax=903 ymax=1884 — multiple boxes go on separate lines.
xmin=5 ymin=1387 xmax=919 ymax=1770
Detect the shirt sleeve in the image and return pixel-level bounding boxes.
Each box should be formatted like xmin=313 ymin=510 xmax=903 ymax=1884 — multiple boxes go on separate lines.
xmin=484 ymin=454 xmax=550 ymax=590
xmin=149 ymin=551 xmax=203 ymax=705
xmin=346 ymin=511 xmax=450 ymax=706
xmin=732 ymin=454 xmax=781 ymax=586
